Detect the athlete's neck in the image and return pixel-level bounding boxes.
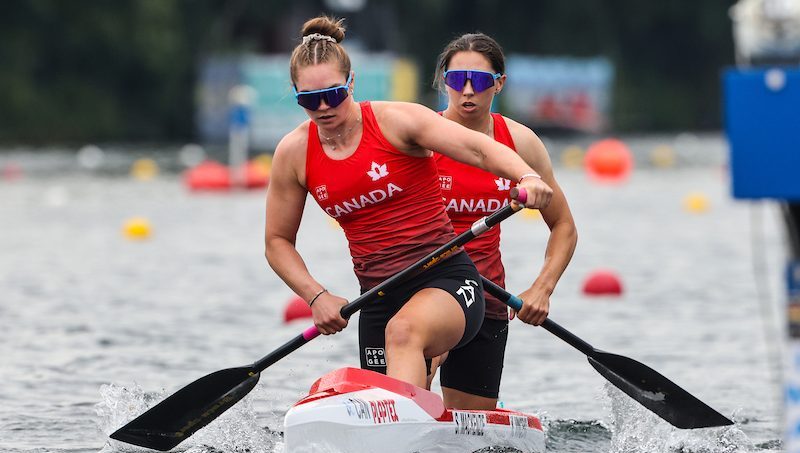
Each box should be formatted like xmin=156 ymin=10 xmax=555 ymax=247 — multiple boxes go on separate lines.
xmin=318 ymin=103 xmax=362 ymax=151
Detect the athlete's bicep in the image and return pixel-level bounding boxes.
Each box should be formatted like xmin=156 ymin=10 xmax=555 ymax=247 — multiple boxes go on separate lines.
xmin=265 ymin=137 xmax=307 ymax=248
xmin=510 ymin=122 xmax=573 ymax=228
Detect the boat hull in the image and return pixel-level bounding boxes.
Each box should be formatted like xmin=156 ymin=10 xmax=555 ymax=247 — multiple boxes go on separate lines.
xmin=284 ymin=367 xmax=544 ymax=453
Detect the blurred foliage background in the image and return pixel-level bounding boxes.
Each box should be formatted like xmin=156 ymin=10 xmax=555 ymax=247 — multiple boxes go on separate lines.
xmin=0 ymin=0 xmax=736 ymax=144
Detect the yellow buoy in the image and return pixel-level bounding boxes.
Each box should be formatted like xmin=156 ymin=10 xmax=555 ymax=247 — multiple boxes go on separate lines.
xmin=130 ymin=158 xmax=159 ymax=180
xmin=560 ymin=145 xmax=584 ymax=169
xmin=123 ymin=217 xmax=152 ymax=240
xmin=650 ymin=145 xmax=676 ymax=168
xmin=521 ymin=208 xmax=542 ymax=221
xmin=252 ymin=153 xmax=273 ymax=174
xmin=683 ymin=192 xmax=710 ymax=214
xmin=327 ymin=216 xmax=342 ymax=230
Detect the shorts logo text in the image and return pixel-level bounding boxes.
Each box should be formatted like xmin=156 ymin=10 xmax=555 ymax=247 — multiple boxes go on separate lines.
xmin=457 ymin=279 xmax=479 ymax=308
xmin=365 ymin=347 xmax=386 ymax=367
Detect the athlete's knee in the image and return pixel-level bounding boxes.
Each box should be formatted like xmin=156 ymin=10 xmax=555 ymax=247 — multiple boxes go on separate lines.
xmin=385 ymin=315 xmax=422 ymax=350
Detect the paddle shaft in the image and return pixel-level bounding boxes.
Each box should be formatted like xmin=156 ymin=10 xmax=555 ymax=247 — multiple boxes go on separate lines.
xmin=480 ymin=277 xmax=594 ymax=355
xmin=251 ymin=195 xmax=525 ymax=373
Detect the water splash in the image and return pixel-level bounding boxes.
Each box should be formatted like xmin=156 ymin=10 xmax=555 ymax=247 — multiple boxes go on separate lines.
xmin=94 ymin=382 xmax=284 ymax=453
xmin=603 ymin=383 xmax=756 ymax=453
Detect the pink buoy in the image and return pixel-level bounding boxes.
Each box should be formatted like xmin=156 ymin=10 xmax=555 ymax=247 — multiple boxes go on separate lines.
xmin=582 ymin=269 xmax=623 ymax=296
xmin=2 ymin=163 xmax=23 ymax=181
xmin=183 ymin=160 xmax=231 ymax=191
xmin=284 ymin=296 xmax=313 ymax=323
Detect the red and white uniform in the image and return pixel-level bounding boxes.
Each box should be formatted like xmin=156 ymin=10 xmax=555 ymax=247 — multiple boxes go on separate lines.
xmin=306 ymin=101 xmax=457 ymax=290
xmin=434 ymin=113 xmax=516 ymax=320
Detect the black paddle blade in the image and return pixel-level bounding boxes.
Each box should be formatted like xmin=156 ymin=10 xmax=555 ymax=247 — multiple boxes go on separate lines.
xmin=588 ymin=352 xmax=733 ymax=429
xmin=110 ymin=367 xmax=261 ymax=451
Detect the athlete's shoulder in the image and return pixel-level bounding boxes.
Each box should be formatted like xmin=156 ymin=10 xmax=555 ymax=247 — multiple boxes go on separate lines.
xmin=273 ymin=120 xmax=311 ymax=169
xmin=275 ymin=120 xmax=310 ymax=155
xmin=371 ymin=101 xmax=440 ymax=147
xmin=501 ymin=115 xmax=545 ymax=152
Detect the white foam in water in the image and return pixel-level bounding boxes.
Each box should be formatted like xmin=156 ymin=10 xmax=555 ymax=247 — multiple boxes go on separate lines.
xmin=603 ymin=383 xmax=755 ymax=453
xmin=95 ymin=382 xmax=283 ymax=453
xmin=95 ymin=383 xmax=168 ymax=452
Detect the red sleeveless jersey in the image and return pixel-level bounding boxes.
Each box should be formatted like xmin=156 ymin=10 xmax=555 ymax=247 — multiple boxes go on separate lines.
xmin=306 ymin=102 xmax=457 ymax=290
xmin=434 ymin=113 xmax=516 ymax=319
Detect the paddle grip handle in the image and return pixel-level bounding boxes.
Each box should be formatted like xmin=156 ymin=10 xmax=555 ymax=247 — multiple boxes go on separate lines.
xmin=510 ymin=186 xmax=527 ymax=205
xmin=302 ymin=326 xmax=321 ymax=341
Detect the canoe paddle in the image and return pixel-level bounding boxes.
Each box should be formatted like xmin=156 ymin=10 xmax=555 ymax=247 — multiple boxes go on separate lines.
xmin=110 ymin=191 xmax=528 ymax=450
xmin=480 ymin=276 xmax=733 ymax=429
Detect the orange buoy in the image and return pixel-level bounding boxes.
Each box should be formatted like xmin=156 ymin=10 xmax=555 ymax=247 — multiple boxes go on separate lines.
xmin=244 ymin=160 xmax=270 ymax=189
xmin=584 ymin=138 xmax=633 ymax=183
xmin=582 ymin=269 xmax=623 ymax=296
xmin=184 ymin=160 xmax=231 ymax=191
xmin=284 ymin=296 xmax=313 ymax=323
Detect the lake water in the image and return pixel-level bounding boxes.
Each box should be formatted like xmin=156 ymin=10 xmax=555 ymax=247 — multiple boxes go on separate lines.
xmin=0 ymin=133 xmax=789 ymax=452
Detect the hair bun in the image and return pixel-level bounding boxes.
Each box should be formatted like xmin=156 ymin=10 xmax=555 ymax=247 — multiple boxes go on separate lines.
xmin=301 ymin=16 xmax=346 ymax=43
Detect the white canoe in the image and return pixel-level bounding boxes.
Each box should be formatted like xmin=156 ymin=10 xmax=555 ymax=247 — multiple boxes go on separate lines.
xmin=284 ymin=367 xmax=545 ymax=453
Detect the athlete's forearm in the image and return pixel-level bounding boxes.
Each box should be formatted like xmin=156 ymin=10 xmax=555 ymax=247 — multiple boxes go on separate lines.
xmin=529 ymin=220 xmax=577 ymax=295
xmin=265 ymin=237 xmax=325 ymax=303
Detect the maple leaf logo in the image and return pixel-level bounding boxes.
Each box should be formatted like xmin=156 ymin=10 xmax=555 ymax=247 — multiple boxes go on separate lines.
xmin=495 ymin=177 xmax=511 ymax=191
xmin=367 ymin=161 xmax=389 ymax=181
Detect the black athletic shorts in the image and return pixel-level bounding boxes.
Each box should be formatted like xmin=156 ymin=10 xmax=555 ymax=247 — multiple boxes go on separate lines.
xmin=358 ymin=251 xmax=485 ymax=374
xmin=440 ymin=317 xmax=509 ymax=399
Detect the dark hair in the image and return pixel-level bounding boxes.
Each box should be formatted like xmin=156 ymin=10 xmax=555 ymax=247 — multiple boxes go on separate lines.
xmin=290 ymin=16 xmax=351 ymax=83
xmin=433 ymin=33 xmax=506 ymax=91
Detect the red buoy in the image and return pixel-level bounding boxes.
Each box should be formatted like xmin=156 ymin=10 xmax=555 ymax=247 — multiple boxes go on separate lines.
xmin=284 ymin=296 xmax=313 ymax=323
xmin=184 ymin=160 xmax=231 ymax=191
xmin=584 ymin=138 xmax=633 ymax=183
xmin=582 ymin=269 xmax=623 ymax=296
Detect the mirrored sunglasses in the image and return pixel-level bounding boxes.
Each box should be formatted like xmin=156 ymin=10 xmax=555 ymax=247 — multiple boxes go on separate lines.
xmin=293 ymin=73 xmax=352 ymax=111
xmin=443 ymin=70 xmax=501 ymax=93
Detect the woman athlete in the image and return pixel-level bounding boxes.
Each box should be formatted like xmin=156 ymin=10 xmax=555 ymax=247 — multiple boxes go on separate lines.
xmin=264 ymin=17 xmax=554 ymax=389
xmin=429 ymin=33 xmax=578 ymax=409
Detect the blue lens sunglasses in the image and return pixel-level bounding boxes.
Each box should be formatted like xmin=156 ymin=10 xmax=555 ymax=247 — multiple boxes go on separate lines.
xmin=293 ymin=73 xmax=353 ymax=111
xmin=443 ymin=70 xmax=502 ymax=93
